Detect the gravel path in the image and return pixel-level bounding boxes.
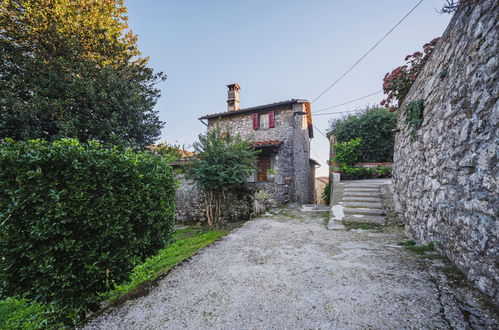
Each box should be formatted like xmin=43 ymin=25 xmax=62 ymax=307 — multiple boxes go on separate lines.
xmin=84 ymin=203 xmax=498 ymax=329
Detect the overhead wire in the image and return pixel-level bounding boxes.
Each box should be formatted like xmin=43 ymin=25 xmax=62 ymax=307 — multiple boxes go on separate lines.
xmin=310 ymin=0 xmax=424 ymax=104
xmin=312 ymin=124 xmax=328 ymax=139
xmin=310 ymin=149 xmax=326 ymax=164
xmin=313 ymin=90 xmax=383 ymax=114
xmin=314 ymin=108 xmax=366 ymax=117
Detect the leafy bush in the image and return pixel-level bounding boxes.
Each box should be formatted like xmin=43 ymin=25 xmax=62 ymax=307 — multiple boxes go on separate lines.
xmin=375 ymin=165 xmax=392 ymax=178
xmin=439 ymin=0 xmax=476 ymax=13
xmin=381 ymin=38 xmax=440 ymax=110
xmin=322 ymin=180 xmax=331 ymax=205
xmin=189 ymin=126 xmax=258 ymax=227
xmin=340 ymin=165 xmax=373 ymax=180
xmin=0 ymin=138 xmax=176 ymax=324
xmin=254 ymin=190 xmax=272 ymax=201
xmin=332 ymin=138 xmax=363 ymax=166
xmin=329 ymin=107 xmax=396 ymax=162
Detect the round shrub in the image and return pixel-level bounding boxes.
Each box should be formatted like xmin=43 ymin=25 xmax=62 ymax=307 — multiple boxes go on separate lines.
xmin=0 ymin=138 xmax=176 ymax=322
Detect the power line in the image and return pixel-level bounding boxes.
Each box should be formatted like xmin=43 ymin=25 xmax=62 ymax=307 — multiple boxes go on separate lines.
xmin=313 ymin=108 xmax=365 ymax=117
xmin=313 ymin=90 xmax=383 ymax=114
xmin=310 ymin=0 xmax=424 ymax=104
xmin=313 ymin=124 xmax=328 ymax=139
xmin=310 ymin=149 xmax=326 ymax=164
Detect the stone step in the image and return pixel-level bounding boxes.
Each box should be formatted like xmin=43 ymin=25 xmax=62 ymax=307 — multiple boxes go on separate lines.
xmin=344 ymin=183 xmax=383 ymax=188
xmin=343 ymin=202 xmax=383 ymax=209
xmin=343 ymin=207 xmax=386 ymax=216
xmin=343 ymin=192 xmax=382 ymax=197
xmin=341 ymin=215 xmax=386 ymax=225
xmin=344 ymin=188 xmax=380 ymax=193
xmin=343 ymin=196 xmax=382 ymax=203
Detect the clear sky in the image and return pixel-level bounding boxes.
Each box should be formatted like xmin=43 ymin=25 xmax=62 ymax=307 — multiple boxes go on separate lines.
xmin=125 ymin=0 xmax=451 ymax=177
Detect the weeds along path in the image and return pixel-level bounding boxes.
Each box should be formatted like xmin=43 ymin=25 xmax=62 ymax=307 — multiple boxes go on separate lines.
xmin=84 ymin=200 xmax=498 ymax=329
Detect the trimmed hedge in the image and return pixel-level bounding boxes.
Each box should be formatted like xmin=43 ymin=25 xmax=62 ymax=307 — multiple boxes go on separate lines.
xmin=0 ymin=138 xmax=176 ymax=323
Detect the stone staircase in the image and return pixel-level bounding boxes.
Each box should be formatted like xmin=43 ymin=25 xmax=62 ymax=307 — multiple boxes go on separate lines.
xmin=328 ymin=179 xmax=390 ymax=230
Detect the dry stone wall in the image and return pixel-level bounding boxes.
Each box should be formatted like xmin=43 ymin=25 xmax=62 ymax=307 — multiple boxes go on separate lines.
xmin=175 ymin=175 xmax=252 ymax=224
xmin=393 ymin=0 xmax=498 ymax=304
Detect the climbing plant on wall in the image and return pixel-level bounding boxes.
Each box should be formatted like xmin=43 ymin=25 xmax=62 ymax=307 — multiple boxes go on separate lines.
xmin=404 ymin=99 xmax=425 ymax=139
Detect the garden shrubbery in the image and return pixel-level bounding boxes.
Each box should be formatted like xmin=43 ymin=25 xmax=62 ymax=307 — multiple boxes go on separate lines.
xmin=0 ymin=138 xmax=176 ymax=324
xmin=332 ymin=138 xmax=392 ymax=180
xmin=328 ymin=107 xmax=396 ymax=163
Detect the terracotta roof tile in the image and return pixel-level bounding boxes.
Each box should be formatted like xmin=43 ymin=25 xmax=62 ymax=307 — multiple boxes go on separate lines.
xmin=252 ymin=140 xmax=283 ymax=147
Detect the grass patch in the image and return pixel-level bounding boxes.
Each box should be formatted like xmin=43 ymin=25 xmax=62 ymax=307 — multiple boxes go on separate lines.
xmin=398 ymin=240 xmax=416 ymax=246
xmin=0 ymin=297 xmax=63 ymax=329
xmin=102 ymin=228 xmax=227 ymax=301
xmin=342 ymin=221 xmax=382 ymax=230
xmin=421 ymin=253 xmax=444 ymax=260
xmin=441 ymin=265 xmax=467 ymax=283
xmin=1 ymin=227 xmax=228 ymax=328
xmin=399 ymin=241 xmax=436 ymax=253
xmin=281 ymin=213 xmax=303 ymax=219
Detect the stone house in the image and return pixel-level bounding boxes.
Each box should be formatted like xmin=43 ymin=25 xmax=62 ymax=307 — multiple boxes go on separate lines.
xmin=199 ymin=84 xmax=317 ymax=205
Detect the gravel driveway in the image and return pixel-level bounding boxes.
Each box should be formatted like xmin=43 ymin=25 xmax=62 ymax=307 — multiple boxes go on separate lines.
xmin=84 ymin=206 xmax=498 ymax=329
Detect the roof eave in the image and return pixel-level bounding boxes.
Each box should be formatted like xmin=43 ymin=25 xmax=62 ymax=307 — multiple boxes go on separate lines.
xmin=199 ymin=99 xmax=308 ymax=120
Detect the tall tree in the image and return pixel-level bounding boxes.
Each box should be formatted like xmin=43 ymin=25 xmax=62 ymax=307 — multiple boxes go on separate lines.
xmin=0 ymin=0 xmax=165 ymax=147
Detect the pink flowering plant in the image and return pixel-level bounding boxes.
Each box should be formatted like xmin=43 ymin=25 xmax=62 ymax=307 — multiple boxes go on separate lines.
xmin=381 ymin=38 xmax=440 ymax=110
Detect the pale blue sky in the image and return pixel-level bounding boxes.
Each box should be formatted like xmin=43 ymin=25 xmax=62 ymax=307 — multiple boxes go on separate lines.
xmin=125 ymin=0 xmax=451 ymax=176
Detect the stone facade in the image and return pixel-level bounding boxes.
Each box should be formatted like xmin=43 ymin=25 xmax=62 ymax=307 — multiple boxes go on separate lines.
xmin=175 ymin=174 xmax=252 ymax=224
xmin=393 ymin=0 xmax=498 ymax=304
xmin=201 ymin=98 xmax=315 ymax=206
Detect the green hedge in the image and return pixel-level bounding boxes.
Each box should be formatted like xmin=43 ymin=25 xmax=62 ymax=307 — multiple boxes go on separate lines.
xmin=0 ymin=138 xmax=176 ymax=323
xmin=329 ymin=107 xmax=396 ymax=162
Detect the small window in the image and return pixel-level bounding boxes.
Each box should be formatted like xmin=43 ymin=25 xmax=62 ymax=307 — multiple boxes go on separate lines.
xmin=259 ymin=113 xmax=269 ymax=129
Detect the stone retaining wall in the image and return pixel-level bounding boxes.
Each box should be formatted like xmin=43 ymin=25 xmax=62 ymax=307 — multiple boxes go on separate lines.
xmin=393 ymin=0 xmax=498 ymax=304
xmin=175 ymin=175 xmax=252 ymax=224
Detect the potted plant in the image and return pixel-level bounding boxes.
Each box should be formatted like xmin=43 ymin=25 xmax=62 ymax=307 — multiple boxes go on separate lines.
xmin=267 ymin=168 xmax=277 ymax=181
xmin=253 ymin=189 xmax=271 ymax=215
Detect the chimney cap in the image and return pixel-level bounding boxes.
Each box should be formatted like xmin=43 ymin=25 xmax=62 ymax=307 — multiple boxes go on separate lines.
xmin=227 ymin=83 xmax=240 ymax=90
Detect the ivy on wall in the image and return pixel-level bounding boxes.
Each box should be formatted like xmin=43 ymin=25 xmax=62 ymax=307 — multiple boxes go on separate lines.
xmin=404 ymin=99 xmax=425 ymax=139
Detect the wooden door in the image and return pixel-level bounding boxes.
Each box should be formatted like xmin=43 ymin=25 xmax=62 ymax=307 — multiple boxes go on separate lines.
xmin=257 ymin=155 xmax=271 ymax=182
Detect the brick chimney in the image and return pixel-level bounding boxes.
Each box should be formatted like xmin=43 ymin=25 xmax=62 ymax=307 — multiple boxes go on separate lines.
xmin=227 ymin=83 xmax=240 ymax=111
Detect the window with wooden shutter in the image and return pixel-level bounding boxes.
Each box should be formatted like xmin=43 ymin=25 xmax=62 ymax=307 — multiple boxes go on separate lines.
xmin=269 ymin=111 xmax=275 ymax=128
xmin=252 ymin=113 xmax=259 ymax=130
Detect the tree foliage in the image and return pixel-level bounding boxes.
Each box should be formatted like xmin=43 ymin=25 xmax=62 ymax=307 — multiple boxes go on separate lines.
xmin=149 ymin=142 xmax=192 ymax=162
xmin=0 ymin=0 xmax=165 ymax=147
xmin=189 ymin=126 xmax=258 ymax=227
xmin=329 ymin=107 xmax=396 ymax=162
